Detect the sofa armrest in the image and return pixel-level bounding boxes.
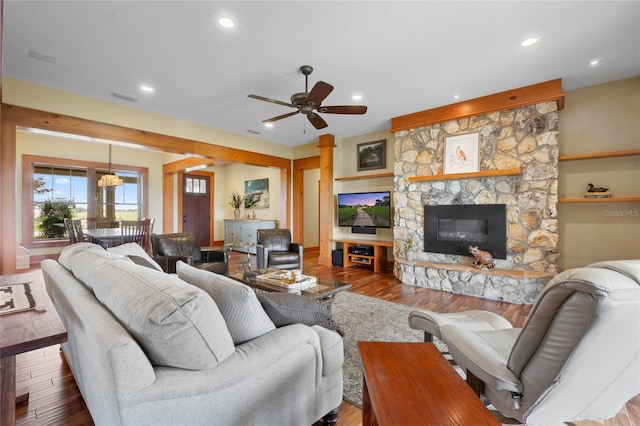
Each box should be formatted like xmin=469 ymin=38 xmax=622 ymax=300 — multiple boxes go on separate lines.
xmin=290 ymin=243 xmax=304 ymax=267
xmin=256 ymin=244 xmax=269 ymax=269
xmin=152 ymin=255 xmax=192 ymax=274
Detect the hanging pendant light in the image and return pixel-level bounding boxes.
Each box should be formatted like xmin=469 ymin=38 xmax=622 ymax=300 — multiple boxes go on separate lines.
xmin=98 ymin=144 xmax=123 ymax=187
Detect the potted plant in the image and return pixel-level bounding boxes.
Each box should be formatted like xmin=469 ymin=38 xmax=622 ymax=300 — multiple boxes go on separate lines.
xmin=405 ymin=235 xmax=419 ymax=261
xmin=229 ymin=191 xmax=243 ymax=219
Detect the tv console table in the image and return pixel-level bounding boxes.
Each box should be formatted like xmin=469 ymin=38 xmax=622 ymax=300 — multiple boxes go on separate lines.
xmin=331 ymin=239 xmax=393 ymax=273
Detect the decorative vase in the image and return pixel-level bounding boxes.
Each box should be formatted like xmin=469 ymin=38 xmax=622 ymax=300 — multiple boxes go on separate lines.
xmin=234 ymin=208 xmax=240 ymax=219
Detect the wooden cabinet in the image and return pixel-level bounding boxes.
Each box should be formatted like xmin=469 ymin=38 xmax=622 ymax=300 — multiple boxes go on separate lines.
xmin=224 ymin=219 xmax=277 ymax=254
xmin=331 ymin=239 xmax=394 ymax=273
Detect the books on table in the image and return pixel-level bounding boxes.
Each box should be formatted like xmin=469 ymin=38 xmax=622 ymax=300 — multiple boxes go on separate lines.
xmin=256 ymin=271 xmax=317 ymax=289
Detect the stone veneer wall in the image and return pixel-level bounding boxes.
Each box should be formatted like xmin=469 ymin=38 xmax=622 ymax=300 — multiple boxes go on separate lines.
xmin=393 ymin=101 xmax=559 ymax=304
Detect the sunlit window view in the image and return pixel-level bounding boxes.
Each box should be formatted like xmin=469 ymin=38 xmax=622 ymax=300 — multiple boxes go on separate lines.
xmin=33 ymin=164 xmax=141 ymax=239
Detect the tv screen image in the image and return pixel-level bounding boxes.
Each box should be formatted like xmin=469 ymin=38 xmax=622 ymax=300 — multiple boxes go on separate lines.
xmin=337 ymin=191 xmax=391 ymax=228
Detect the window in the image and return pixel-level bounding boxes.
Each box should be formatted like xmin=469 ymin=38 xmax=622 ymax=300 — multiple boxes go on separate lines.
xmin=23 ymin=155 xmax=148 ymax=247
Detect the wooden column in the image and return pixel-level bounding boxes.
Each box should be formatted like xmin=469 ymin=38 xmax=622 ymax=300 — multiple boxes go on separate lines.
xmin=317 ymin=134 xmax=335 ymax=266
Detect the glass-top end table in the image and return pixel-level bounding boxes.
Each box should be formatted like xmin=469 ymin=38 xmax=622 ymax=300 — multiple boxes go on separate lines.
xmin=223 ymin=242 xmax=256 ymax=272
xmin=228 ymin=268 xmax=351 ymax=310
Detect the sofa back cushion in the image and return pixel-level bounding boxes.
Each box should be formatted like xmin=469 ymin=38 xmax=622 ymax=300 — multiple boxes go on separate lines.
xmin=257 ymin=229 xmax=292 ymax=252
xmin=177 ymin=261 xmax=275 ymax=344
xmin=63 ymin=244 xmax=235 ymax=370
xmin=154 ymin=233 xmax=202 ymax=262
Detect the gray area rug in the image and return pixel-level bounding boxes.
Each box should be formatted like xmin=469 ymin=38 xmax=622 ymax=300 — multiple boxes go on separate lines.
xmin=331 ymin=291 xmax=447 ymax=408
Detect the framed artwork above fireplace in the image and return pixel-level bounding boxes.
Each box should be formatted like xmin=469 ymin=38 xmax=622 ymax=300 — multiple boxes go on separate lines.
xmin=444 ymin=132 xmax=480 ymax=174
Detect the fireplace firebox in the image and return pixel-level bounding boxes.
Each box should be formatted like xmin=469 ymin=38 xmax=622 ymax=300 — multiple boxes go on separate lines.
xmin=424 ymin=204 xmax=507 ymax=259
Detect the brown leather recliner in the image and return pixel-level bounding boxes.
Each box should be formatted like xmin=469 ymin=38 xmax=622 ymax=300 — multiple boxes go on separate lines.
xmin=256 ymin=229 xmax=303 ymax=271
xmin=151 ymin=233 xmax=228 ymax=274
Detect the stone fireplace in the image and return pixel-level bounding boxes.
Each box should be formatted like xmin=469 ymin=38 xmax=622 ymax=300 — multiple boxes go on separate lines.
xmin=392 ymin=93 xmax=561 ymax=304
xmin=424 ymin=204 xmax=507 ymax=258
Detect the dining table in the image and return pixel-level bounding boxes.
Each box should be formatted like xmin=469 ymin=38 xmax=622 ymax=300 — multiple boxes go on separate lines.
xmin=83 ymin=227 xmax=123 ymax=248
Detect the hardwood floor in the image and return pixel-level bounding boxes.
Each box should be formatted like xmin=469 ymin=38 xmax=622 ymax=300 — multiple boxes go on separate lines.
xmin=13 ymin=252 xmax=640 ymax=425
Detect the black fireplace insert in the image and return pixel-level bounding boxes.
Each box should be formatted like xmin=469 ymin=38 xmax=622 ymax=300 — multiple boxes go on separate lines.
xmin=423 ymin=204 xmax=507 ymax=259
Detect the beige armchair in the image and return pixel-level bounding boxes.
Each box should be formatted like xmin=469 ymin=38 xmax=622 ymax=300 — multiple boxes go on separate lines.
xmin=409 ymin=260 xmax=640 ymax=425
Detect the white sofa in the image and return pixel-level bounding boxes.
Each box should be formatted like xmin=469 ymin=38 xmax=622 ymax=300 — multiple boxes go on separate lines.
xmin=42 ymin=243 xmax=343 ymax=425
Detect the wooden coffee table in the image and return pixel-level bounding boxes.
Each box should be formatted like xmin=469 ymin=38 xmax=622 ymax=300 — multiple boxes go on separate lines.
xmin=358 ymin=341 xmax=500 ymax=426
xmin=228 ymin=269 xmax=351 ymax=311
xmin=1 ymin=271 xmax=67 ymax=426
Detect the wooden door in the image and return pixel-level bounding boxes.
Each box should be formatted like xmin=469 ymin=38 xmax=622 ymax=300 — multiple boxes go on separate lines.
xmin=182 ymin=174 xmax=211 ymax=246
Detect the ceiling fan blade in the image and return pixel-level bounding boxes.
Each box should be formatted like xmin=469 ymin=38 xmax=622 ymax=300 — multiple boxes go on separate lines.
xmin=307 ymin=81 xmax=334 ymax=106
xmin=320 ymin=105 xmax=368 ymax=115
xmin=248 ymin=94 xmax=293 ymax=108
xmin=263 ymin=110 xmax=300 ymax=123
xmin=307 ymin=113 xmax=328 ymax=129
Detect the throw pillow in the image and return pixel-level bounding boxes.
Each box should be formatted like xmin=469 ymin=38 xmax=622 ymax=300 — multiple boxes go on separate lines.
xmin=58 ymin=242 xmax=106 ymax=271
xmin=108 ymin=242 xmax=163 ymax=271
xmin=75 ymin=250 xmax=234 ymax=370
xmin=176 ymin=261 xmax=275 ymax=344
xmin=256 ymin=292 xmax=333 ymax=328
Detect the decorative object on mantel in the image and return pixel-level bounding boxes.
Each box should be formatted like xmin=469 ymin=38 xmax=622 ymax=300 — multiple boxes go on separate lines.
xmin=0 ymin=283 xmax=36 ymax=315
xmin=404 ymin=235 xmax=419 ymax=261
xmin=228 ymin=190 xmax=243 ymax=219
xmin=444 ymin=132 xmax=480 ymax=174
xmin=468 ymin=246 xmax=495 ymax=270
xmin=584 ymin=183 xmax=611 ymax=198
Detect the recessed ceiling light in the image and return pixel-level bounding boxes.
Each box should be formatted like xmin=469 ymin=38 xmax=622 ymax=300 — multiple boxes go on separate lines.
xmin=264 ymin=123 xmax=274 ymax=128
xmin=521 ymin=37 xmax=538 ymax=47
xmin=140 ymin=85 xmax=154 ymax=93
xmin=452 ymin=94 xmax=460 ymax=100
xmin=589 ymin=59 xmax=601 ymax=66
xmin=219 ymin=17 xmax=235 ymax=28
xmin=352 ymin=94 xmax=363 ymax=101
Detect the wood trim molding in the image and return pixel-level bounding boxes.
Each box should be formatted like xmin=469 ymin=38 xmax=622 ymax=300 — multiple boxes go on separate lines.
xmin=0 ymin=102 xmax=293 ymax=274
xmin=391 ymin=79 xmax=565 ymax=132
xmin=317 ymin=135 xmax=336 ymax=266
xmin=293 ymin=156 xmax=321 ymax=244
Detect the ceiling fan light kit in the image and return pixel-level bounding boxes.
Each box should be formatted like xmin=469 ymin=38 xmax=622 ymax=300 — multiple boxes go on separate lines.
xmin=248 ymin=65 xmax=368 ymax=130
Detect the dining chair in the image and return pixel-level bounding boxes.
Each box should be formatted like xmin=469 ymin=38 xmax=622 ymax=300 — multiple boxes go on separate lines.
xmin=86 ymin=217 xmax=113 ymax=229
xmin=120 ymin=219 xmax=152 ymax=253
xmin=64 ymin=218 xmax=85 ymax=244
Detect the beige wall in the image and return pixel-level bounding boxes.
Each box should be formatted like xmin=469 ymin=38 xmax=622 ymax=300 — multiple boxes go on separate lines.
xmin=558 ymin=76 xmax=640 ymax=269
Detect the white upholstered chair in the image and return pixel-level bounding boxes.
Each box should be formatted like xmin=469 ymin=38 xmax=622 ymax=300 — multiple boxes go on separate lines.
xmin=409 ymin=260 xmax=640 ymax=425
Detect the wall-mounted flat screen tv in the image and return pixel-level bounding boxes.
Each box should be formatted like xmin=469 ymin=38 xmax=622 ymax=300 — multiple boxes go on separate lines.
xmin=337 ymin=191 xmax=392 ymax=228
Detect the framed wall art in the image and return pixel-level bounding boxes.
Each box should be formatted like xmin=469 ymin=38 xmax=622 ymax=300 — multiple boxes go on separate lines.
xmin=244 ymin=178 xmax=269 ymax=209
xmin=357 ymin=139 xmax=386 ymax=171
xmin=443 ymin=132 xmax=480 ymax=174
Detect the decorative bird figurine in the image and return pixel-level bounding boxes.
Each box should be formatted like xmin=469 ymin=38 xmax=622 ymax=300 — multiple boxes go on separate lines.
xmin=586 ymin=183 xmax=609 ymax=193
xmin=455 ymin=145 xmax=467 ymax=162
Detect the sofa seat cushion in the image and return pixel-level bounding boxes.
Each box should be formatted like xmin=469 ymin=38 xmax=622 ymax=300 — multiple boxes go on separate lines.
xmin=268 ymin=252 xmax=300 ymax=265
xmin=64 ymin=244 xmax=235 ymax=370
xmin=177 ymin=261 xmax=275 ymax=345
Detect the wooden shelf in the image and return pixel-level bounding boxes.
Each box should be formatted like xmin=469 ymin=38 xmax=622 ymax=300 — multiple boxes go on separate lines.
xmin=331 ymin=239 xmax=393 ymax=273
xmin=335 ymin=172 xmax=394 ymax=181
xmin=407 ymin=168 xmax=521 ymax=183
xmin=559 ymin=149 xmax=640 ymax=162
xmin=559 ymin=196 xmax=640 ymax=203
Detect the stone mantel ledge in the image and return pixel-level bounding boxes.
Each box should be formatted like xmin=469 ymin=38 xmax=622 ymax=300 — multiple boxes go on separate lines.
xmin=395 ymin=258 xmax=553 ymax=279
xmin=394 ymin=259 xmax=552 ymax=304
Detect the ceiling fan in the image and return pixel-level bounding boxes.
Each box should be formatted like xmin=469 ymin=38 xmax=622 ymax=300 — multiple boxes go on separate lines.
xmin=248 ymin=65 xmax=367 ymax=130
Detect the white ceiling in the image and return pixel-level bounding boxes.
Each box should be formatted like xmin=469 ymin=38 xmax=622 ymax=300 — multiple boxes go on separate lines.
xmin=3 ymin=1 xmax=639 ymax=147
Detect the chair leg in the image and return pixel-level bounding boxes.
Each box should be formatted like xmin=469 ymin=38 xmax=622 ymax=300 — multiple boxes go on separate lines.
xmin=322 ymin=407 xmax=339 ymax=425
xmin=466 ymin=370 xmax=484 ymax=397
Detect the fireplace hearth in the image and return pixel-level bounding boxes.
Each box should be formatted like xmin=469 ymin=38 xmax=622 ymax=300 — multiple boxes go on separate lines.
xmin=424 ymin=204 xmax=507 ymax=259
